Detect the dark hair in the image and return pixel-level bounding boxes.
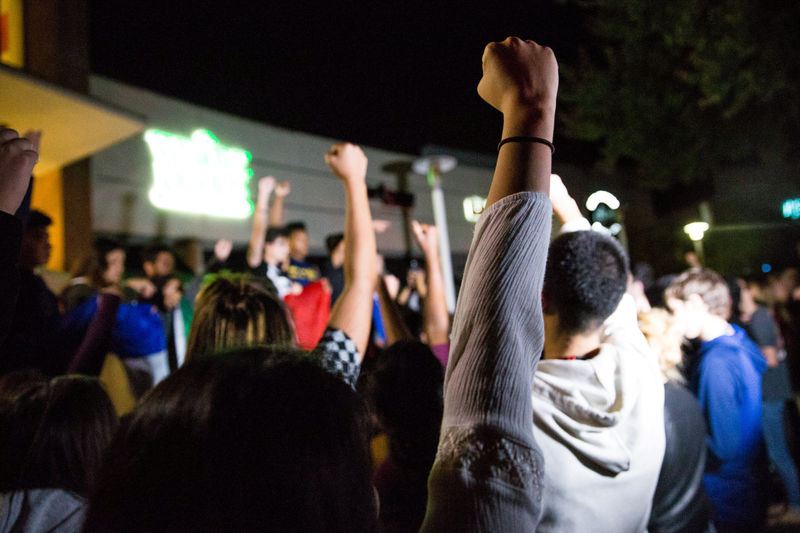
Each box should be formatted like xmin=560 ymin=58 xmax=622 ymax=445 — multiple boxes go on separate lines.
xmin=27 ymin=209 xmax=53 ymax=229
xmin=543 ymin=231 xmax=629 ymax=334
xmin=186 ymin=274 xmax=295 ymax=359
xmin=265 ymin=226 xmax=288 ymax=244
xmin=84 ymin=347 xmax=376 ymax=533
xmin=285 ymin=221 xmax=307 ymax=235
xmin=71 ymin=238 xmax=125 ymax=288
xmin=360 ymin=341 xmax=443 ymax=468
xmin=325 ymin=233 xmax=345 ymax=254
xmin=0 ymin=372 xmax=118 ymax=495
xmin=142 ymin=244 xmax=174 ymax=265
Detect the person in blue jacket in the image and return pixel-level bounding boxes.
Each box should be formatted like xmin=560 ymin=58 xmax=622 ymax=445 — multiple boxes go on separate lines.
xmin=666 ymin=268 xmax=768 ymax=533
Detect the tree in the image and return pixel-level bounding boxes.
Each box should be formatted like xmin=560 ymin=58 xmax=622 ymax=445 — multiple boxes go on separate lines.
xmin=560 ymin=0 xmax=800 ymax=189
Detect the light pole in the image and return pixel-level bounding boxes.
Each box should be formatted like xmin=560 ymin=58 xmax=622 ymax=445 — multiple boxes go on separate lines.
xmin=413 ymin=155 xmax=457 ymax=314
xmin=683 ymin=222 xmax=709 ymax=265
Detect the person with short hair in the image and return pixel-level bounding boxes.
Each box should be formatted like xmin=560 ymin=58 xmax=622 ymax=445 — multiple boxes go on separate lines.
xmin=666 ymin=268 xmax=768 ymax=532
xmin=529 ymin=175 xmax=666 ymax=532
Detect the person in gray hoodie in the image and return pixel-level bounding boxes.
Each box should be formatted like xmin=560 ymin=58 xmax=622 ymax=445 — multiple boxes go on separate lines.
xmin=532 ymin=176 xmax=666 ymax=532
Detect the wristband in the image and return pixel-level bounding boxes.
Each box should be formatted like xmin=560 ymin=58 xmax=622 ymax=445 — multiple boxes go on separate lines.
xmin=497 ymin=136 xmax=555 ymax=154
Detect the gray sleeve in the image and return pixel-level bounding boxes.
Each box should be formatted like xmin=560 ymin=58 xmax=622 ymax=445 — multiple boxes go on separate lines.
xmin=749 ymin=307 xmax=778 ymax=348
xmin=422 ymin=192 xmax=551 ymax=532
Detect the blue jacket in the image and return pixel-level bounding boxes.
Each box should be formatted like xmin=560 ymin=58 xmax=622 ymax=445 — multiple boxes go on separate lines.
xmin=691 ymin=324 xmax=767 ymax=525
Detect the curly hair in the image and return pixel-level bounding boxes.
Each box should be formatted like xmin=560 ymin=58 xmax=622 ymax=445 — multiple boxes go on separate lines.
xmin=543 ymin=230 xmax=629 ymax=334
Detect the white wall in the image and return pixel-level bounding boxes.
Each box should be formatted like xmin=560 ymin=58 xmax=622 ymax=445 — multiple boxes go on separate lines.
xmin=89 ymin=75 xmax=497 ymax=257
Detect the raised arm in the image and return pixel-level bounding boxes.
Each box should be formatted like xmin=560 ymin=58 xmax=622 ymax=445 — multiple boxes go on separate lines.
xmin=422 ymin=38 xmax=557 ymax=532
xmin=482 ymin=38 xmax=557 ymax=206
xmin=247 ymin=177 xmax=275 ymax=269
xmin=269 ymin=181 xmax=290 ymax=228
xmin=324 ymin=143 xmax=376 ymax=356
xmin=0 ymin=128 xmax=38 ymax=346
xmin=412 ymin=221 xmax=450 ymax=347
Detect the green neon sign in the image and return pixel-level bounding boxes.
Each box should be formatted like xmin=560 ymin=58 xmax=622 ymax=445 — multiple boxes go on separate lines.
xmin=144 ymin=129 xmax=254 ymax=219
xmin=783 ymin=198 xmax=800 ymax=220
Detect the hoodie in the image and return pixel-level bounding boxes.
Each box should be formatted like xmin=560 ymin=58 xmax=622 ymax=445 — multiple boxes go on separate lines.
xmin=0 ymin=489 xmax=84 ymax=532
xmin=532 ymin=294 xmax=666 ymax=532
xmin=691 ymin=324 xmax=767 ymax=526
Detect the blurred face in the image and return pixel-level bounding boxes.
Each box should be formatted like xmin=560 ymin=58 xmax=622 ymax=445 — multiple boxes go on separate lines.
xmin=666 ymin=295 xmax=706 ymax=340
xmin=104 ymin=249 xmax=126 ymax=285
xmin=21 ymin=226 xmax=51 ymax=268
xmin=153 ymin=251 xmax=175 ymax=277
xmin=289 ymin=230 xmax=309 ymax=260
xmin=265 ymin=236 xmax=290 ymax=265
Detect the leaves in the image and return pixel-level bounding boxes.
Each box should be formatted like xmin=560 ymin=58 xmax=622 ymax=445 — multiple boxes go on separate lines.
xmin=560 ymin=0 xmax=800 ymax=189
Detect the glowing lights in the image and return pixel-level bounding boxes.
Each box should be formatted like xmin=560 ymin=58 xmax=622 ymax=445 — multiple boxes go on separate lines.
xmin=144 ymin=129 xmax=253 ymax=219
xmin=782 ymin=198 xmax=800 ymax=220
xmin=762 ymin=264 xmax=772 ymax=273
xmin=463 ymin=196 xmax=486 ymax=223
xmin=684 ymin=222 xmax=709 ymax=241
xmin=586 ymin=190 xmax=620 ymax=211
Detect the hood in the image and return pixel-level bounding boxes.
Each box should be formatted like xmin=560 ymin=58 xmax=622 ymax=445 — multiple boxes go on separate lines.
xmin=0 ymin=489 xmax=85 ymax=533
xmin=533 ymin=343 xmax=654 ymax=475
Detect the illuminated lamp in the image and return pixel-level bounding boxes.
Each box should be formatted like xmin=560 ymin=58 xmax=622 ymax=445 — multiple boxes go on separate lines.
xmin=683 ymin=222 xmax=709 ymax=242
xmin=585 ymin=190 xmax=620 ymax=211
xmin=462 ymin=195 xmax=486 ymax=223
xmin=783 ymin=198 xmax=800 ymax=220
xmin=144 ymin=129 xmax=253 ymax=219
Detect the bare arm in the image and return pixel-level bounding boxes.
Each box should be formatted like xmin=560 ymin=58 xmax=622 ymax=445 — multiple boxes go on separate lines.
xmin=269 ymin=181 xmax=290 ymax=228
xmin=246 ymin=177 xmax=275 ymax=268
xmin=412 ymin=221 xmax=450 ymax=346
xmin=325 ymin=144 xmax=376 ymax=356
xmin=481 ymin=38 xmax=557 ymax=206
xmin=377 ymin=274 xmax=413 ymax=345
xmin=762 ymin=346 xmax=780 ymax=368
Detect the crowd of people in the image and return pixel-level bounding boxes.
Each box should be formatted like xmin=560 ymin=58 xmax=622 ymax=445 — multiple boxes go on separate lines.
xmin=2 ymin=37 xmax=800 ymax=532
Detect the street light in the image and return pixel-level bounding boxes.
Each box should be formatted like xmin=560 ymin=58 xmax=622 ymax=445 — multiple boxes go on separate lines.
xmin=684 ymin=222 xmax=710 ymax=265
xmin=413 ymin=155 xmax=458 ymax=314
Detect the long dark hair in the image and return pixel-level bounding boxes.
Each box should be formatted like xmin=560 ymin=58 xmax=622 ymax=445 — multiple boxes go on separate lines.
xmin=0 ymin=372 xmax=118 ymax=495
xmin=84 ymin=347 xmax=376 ymax=532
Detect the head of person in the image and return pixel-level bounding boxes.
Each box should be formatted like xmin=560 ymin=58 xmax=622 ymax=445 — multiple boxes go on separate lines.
xmin=20 ymin=209 xmax=52 ymax=269
xmin=83 ymin=347 xmax=376 ymax=533
xmin=285 ymin=221 xmax=309 ymax=261
xmin=359 ymin=341 xmax=443 ymax=468
xmin=186 ymin=273 xmax=295 ymax=359
xmin=72 ymin=238 xmax=126 ymax=288
xmin=0 ymin=372 xmax=118 ymax=495
xmin=665 ymin=267 xmax=731 ymax=340
xmin=325 ymin=233 xmax=345 ymax=268
xmin=264 ymin=226 xmax=290 ymax=265
xmin=543 ymin=230 xmax=629 ymax=338
xmin=638 ymin=308 xmax=686 ymax=384
xmin=142 ymin=245 xmax=176 ymax=279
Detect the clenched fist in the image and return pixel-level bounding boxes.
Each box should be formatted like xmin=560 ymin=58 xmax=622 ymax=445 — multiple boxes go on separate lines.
xmin=324 ymin=143 xmax=367 ymax=184
xmin=477 ymin=37 xmax=558 ymax=121
xmin=0 ymin=128 xmax=38 ymax=215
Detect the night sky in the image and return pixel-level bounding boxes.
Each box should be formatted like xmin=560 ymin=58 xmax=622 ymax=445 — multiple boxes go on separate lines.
xmin=88 ymin=1 xmax=587 ymax=156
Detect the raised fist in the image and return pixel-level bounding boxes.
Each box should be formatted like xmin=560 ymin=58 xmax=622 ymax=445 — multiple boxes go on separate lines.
xmin=275 ymin=181 xmax=291 ymax=198
xmin=477 ymin=37 xmax=558 ymax=118
xmin=411 ymin=220 xmax=439 ymax=257
xmin=258 ymin=176 xmax=276 ymax=198
xmin=324 ymin=143 xmax=367 ymax=183
xmin=213 ymin=239 xmax=233 ymax=262
xmin=0 ymin=128 xmax=38 ymax=215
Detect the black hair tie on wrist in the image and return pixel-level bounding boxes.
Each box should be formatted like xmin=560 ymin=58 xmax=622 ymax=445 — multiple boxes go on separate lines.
xmin=497 ymin=136 xmax=555 ymax=154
